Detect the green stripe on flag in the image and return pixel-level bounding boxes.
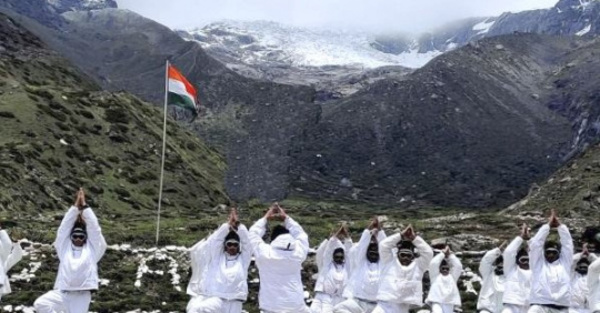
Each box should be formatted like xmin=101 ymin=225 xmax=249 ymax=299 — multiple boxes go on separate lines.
xmin=168 ymin=92 xmax=196 ymax=113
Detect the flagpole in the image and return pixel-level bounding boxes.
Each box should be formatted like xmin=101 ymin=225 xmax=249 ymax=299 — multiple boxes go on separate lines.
xmin=156 ymin=59 xmax=169 ymax=246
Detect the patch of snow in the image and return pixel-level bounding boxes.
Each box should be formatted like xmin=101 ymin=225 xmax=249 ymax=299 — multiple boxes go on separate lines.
xmin=576 ymin=24 xmax=592 ymax=36
xmin=472 ymin=19 xmax=495 ymax=35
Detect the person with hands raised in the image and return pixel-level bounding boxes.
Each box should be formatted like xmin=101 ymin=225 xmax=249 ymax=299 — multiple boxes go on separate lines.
xmin=569 ymin=243 xmax=597 ymax=313
xmin=186 ymin=207 xmax=252 ymax=313
xmin=502 ymin=223 xmax=532 ymax=313
xmin=425 ymin=246 xmax=464 ymax=313
xmin=333 ymin=217 xmax=387 ymax=313
xmin=372 ymin=224 xmax=433 ymax=313
xmin=311 ymin=223 xmax=353 ymax=313
xmin=0 ymin=224 xmax=23 ymax=301
xmin=34 ymin=188 xmax=107 ymax=313
xmin=477 ymin=240 xmax=508 ymax=313
xmin=527 ymin=209 xmax=573 ymax=313
xmin=248 ymin=202 xmax=310 ymax=313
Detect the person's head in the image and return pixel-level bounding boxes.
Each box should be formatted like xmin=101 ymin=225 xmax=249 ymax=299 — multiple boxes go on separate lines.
xmin=516 ymin=248 xmax=530 ymax=270
xmin=224 ymin=230 xmax=240 ymax=256
xmin=493 ymin=255 xmax=504 ymax=275
xmin=366 ymin=242 xmax=379 ymax=263
xmin=70 ymin=227 xmax=87 ymax=247
xmin=440 ymin=259 xmax=450 ymax=276
xmin=333 ymin=248 xmax=345 ymax=265
xmin=397 ymin=240 xmax=416 ymax=266
xmin=544 ymin=241 xmax=561 ymax=263
xmin=575 ymin=258 xmax=590 ymax=275
xmin=270 ymin=225 xmax=289 ymax=242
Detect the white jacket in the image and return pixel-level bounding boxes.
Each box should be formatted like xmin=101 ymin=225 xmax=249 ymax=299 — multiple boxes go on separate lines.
xmin=377 ymin=233 xmax=433 ymax=306
xmin=314 ymin=237 xmax=352 ymax=296
xmin=249 ymin=216 xmax=309 ymax=312
xmin=342 ymin=229 xmax=387 ymax=302
xmin=477 ymin=248 xmax=505 ymax=312
xmin=528 ymin=224 xmax=573 ymax=307
xmin=54 ymin=206 xmax=107 ymax=291
xmin=0 ymin=230 xmax=23 ymax=296
xmin=502 ymin=236 xmax=531 ymax=306
xmin=588 ymin=256 xmax=600 ymax=311
xmin=426 ymin=253 xmax=463 ymax=307
xmin=187 ymin=223 xmax=252 ymax=301
xmin=571 ymin=252 xmax=598 ymax=309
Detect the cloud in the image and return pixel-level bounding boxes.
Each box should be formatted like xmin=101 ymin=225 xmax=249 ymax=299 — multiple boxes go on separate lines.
xmin=116 ymin=0 xmax=558 ymax=33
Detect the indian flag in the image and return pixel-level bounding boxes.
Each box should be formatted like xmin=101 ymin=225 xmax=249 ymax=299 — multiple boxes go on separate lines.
xmin=167 ymin=64 xmax=199 ymax=114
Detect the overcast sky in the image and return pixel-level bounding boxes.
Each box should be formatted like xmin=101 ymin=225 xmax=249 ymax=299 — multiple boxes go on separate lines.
xmin=116 ymin=0 xmax=558 ymax=33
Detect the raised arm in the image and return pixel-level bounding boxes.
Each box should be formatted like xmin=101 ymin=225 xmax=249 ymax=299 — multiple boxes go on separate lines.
xmin=54 ymin=206 xmax=81 ymax=259
xmin=589 ymin=257 xmax=600 ymax=294
xmin=248 ymin=217 xmax=269 ymax=256
xmin=504 ymin=236 xmax=524 ymax=275
xmin=557 ymin=224 xmax=573 ymax=268
xmin=6 ymin=242 xmax=23 ymax=271
xmin=284 ymin=215 xmax=309 ymax=261
xmin=529 ymin=223 xmax=550 ymax=270
xmin=206 ymin=223 xmax=231 ymax=262
xmin=480 ymin=248 xmax=502 ymax=280
xmin=316 ymin=239 xmax=328 ymax=271
xmin=379 ymin=233 xmax=401 ymax=264
xmin=0 ymin=230 xmax=12 ymax=262
xmin=449 ymin=254 xmax=463 ymax=281
xmin=81 ymin=207 xmax=107 ymax=262
xmin=429 ymin=252 xmax=445 ymax=282
xmin=238 ymin=224 xmax=253 ymax=269
xmin=414 ymin=236 xmax=434 ymax=272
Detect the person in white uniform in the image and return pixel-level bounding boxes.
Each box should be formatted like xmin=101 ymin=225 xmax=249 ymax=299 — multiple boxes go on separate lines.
xmin=186 ymin=208 xmax=252 ymax=313
xmin=249 ymin=203 xmax=310 ymax=313
xmin=0 ymin=226 xmax=23 ymax=300
xmin=372 ymin=224 xmax=433 ymax=313
xmin=478 ymin=241 xmax=508 ymax=313
xmin=426 ymin=246 xmax=463 ymax=313
xmin=34 ymin=188 xmax=107 ymax=313
xmin=502 ymin=224 xmax=532 ymax=313
xmin=334 ymin=217 xmax=387 ymax=313
xmin=311 ymin=223 xmax=353 ymax=313
xmin=569 ymin=243 xmax=597 ymax=313
xmin=588 ymin=252 xmax=600 ymax=313
xmin=528 ymin=209 xmax=573 ymax=313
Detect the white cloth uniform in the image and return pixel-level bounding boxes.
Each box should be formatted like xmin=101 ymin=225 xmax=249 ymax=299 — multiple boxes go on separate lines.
xmin=311 ymin=237 xmax=352 ymax=313
xmin=249 ymin=216 xmax=311 ymax=313
xmin=528 ymin=305 xmax=568 ymax=313
xmin=186 ymin=223 xmax=252 ymax=313
xmin=0 ymin=230 xmax=24 ymax=300
xmin=431 ymin=303 xmax=456 ymax=313
xmin=34 ymin=206 xmax=107 ymax=313
xmin=502 ymin=236 xmax=532 ymax=313
xmin=373 ymin=233 xmax=433 ymax=313
xmin=588 ymin=256 xmax=600 ymax=312
xmin=570 ymin=253 xmax=598 ymax=313
xmin=527 ymin=224 xmax=573 ymax=312
xmin=478 ymin=247 xmax=505 ymax=313
xmin=333 ymin=229 xmax=386 ymax=313
xmin=425 ymin=253 xmax=463 ymax=311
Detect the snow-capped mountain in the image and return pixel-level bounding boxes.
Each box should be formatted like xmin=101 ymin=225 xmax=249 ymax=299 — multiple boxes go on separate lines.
xmin=183 ymin=20 xmax=441 ymax=69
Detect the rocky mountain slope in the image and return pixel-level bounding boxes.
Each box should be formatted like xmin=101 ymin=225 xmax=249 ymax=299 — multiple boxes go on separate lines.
xmin=0 ymin=12 xmax=229 ymax=245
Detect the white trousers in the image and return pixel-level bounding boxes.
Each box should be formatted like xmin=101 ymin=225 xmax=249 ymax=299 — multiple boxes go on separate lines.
xmin=187 ymin=295 xmax=243 ymax=313
xmin=311 ymin=292 xmax=345 ymax=313
xmin=372 ymin=301 xmax=411 ymax=313
xmin=568 ymin=308 xmax=591 ymax=313
xmin=502 ymin=304 xmax=529 ymax=313
xmin=431 ymin=303 xmax=455 ymax=313
xmin=334 ymin=298 xmax=377 ymax=313
xmin=34 ymin=290 xmax=92 ymax=313
xmin=527 ymin=305 xmax=568 ymax=313
xmin=262 ymin=305 xmax=311 ymax=313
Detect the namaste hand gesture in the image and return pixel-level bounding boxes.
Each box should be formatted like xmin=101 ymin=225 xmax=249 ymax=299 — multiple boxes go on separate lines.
xmin=499 ymin=240 xmax=508 ymax=252
xmin=74 ymin=188 xmax=87 ymax=210
xmin=265 ymin=202 xmax=286 ymax=221
xmin=334 ymin=223 xmax=350 ymax=240
xmin=443 ymin=245 xmax=452 ymax=257
xmin=548 ymin=209 xmax=560 ymax=228
xmin=401 ymin=224 xmax=417 ymax=241
xmin=520 ymin=223 xmax=530 ymax=240
xmin=228 ymin=207 xmax=240 ymax=230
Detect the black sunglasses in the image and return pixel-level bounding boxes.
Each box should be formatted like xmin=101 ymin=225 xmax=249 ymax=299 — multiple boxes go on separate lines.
xmin=226 ymin=242 xmax=239 ymax=247
xmin=440 ymin=266 xmax=450 ymax=271
xmin=71 ymin=234 xmax=87 ymax=240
